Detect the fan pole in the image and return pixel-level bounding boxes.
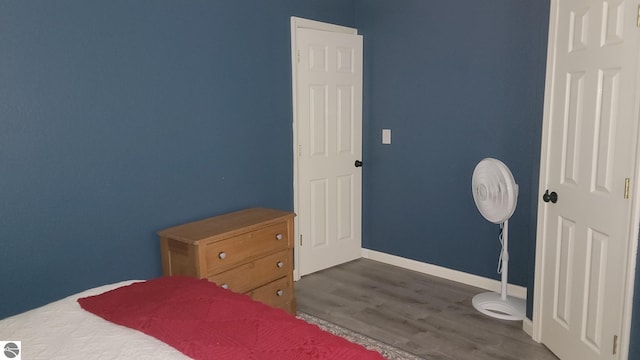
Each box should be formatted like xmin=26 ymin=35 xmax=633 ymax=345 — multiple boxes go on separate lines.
xmin=501 ymin=220 xmax=509 ymax=300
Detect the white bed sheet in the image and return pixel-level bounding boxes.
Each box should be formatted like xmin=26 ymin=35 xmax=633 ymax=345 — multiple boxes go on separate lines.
xmin=0 ymin=280 xmax=190 ymax=360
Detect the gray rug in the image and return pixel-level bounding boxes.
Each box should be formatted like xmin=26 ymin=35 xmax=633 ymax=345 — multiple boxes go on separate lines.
xmin=297 ymin=312 xmax=423 ymax=360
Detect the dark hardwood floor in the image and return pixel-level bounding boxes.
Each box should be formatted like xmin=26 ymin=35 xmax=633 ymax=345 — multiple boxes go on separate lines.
xmin=295 ymin=258 xmax=558 ymax=360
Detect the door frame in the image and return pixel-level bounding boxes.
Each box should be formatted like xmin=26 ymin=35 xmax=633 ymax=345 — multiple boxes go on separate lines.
xmin=290 ymin=17 xmax=359 ymax=280
xmin=531 ymin=1 xmax=640 ymax=358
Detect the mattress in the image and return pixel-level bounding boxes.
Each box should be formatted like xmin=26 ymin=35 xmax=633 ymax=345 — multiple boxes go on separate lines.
xmin=0 ymin=280 xmax=189 ymax=360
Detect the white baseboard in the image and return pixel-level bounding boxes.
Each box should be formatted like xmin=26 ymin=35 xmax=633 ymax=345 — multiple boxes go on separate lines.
xmin=361 ymin=248 xmax=527 ymax=299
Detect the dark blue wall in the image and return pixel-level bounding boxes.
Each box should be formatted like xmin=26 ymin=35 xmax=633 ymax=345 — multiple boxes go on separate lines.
xmin=631 ymin=245 xmax=640 ymax=360
xmin=354 ymin=0 xmax=549 ymax=311
xmin=0 ymin=0 xmax=355 ymax=318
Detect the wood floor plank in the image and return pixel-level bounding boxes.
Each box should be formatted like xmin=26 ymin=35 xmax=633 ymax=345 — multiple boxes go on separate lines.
xmin=295 ymin=258 xmax=558 ymax=360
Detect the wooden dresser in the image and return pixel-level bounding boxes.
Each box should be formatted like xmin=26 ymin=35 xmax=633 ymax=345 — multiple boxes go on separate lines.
xmin=158 ymin=208 xmax=296 ymax=314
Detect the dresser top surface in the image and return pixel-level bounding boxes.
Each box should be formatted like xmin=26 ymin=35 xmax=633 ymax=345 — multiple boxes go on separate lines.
xmin=157 ymin=208 xmax=294 ymax=244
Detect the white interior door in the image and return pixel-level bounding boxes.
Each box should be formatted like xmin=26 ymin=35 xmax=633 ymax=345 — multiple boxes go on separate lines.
xmin=535 ymin=0 xmax=640 ymax=359
xmin=294 ymin=25 xmax=363 ymax=276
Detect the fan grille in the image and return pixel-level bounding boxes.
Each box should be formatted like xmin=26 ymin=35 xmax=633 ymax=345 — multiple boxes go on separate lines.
xmin=472 ymin=158 xmax=517 ymax=224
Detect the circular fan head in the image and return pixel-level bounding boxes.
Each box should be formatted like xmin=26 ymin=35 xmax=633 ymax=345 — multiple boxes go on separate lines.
xmin=472 ymin=158 xmax=518 ymax=224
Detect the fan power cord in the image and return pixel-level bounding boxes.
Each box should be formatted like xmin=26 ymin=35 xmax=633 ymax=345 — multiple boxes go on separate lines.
xmin=497 ymin=223 xmax=504 ymax=274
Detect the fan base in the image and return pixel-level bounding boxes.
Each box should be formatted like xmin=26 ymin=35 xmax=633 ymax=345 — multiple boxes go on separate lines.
xmin=472 ymin=292 xmax=526 ymax=321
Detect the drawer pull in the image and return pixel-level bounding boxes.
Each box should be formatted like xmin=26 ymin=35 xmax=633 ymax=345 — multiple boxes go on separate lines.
xmin=221 ymin=283 xmax=229 ymax=289
xmin=276 ymin=261 xmax=284 ymax=268
xmin=218 ymin=252 xmax=227 ymax=260
xmin=276 ymin=289 xmax=284 ymax=297
xmin=275 ymin=233 xmax=283 ymax=240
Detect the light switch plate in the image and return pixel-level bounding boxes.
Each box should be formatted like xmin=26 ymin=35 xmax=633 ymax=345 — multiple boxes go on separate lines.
xmin=382 ymin=129 xmax=391 ymax=144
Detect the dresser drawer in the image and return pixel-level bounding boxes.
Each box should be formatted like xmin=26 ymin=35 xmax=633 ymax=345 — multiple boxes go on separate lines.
xmin=248 ymin=275 xmax=294 ymax=313
xmin=204 ymin=221 xmax=290 ymax=274
xmin=207 ymin=249 xmax=292 ymax=293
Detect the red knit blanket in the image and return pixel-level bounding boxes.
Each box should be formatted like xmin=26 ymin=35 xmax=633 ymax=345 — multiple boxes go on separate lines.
xmin=78 ymin=276 xmax=384 ymax=360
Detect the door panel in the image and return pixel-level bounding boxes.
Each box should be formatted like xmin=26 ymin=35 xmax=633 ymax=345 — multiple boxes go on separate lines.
xmin=553 ymin=217 xmax=575 ymax=328
xmin=538 ymin=0 xmax=639 ymax=359
xmin=296 ymin=28 xmax=363 ymax=276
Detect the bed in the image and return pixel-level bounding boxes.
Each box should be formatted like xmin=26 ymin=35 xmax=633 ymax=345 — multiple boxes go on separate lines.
xmin=0 ymin=276 xmax=385 ymax=360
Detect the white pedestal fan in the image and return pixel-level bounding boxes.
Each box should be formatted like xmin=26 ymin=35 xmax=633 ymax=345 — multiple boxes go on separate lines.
xmin=471 ymin=158 xmax=526 ymax=321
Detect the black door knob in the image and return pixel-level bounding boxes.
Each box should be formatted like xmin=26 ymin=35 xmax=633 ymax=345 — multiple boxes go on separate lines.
xmin=355 ymin=160 xmax=363 ymax=167
xmin=543 ymin=190 xmax=558 ymax=203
